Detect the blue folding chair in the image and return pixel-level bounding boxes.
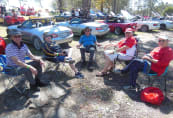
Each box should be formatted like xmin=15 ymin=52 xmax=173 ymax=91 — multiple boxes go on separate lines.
xmin=0 ymin=55 xmax=30 ymax=94
xmin=144 ymin=66 xmax=169 ymax=95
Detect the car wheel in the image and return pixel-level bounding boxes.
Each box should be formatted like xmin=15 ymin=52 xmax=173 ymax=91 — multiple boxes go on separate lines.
xmin=33 ymin=37 xmax=42 ymax=50
xmin=114 ymin=27 xmax=122 ymax=35
xmin=160 ymin=24 xmax=166 ymax=30
xmin=141 ymin=25 xmax=148 ymax=32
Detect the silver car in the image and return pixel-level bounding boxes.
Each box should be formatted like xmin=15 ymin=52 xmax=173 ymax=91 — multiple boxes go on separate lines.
xmin=7 ymin=18 xmax=73 ymax=50
xmin=57 ymin=18 xmax=110 ymax=36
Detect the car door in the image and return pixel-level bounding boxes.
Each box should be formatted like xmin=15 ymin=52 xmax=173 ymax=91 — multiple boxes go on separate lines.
xmin=17 ymin=20 xmax=33 ymax=42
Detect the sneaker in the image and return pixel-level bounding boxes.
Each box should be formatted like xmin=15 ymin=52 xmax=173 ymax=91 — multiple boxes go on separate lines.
xmin=75 ymin=72 xmax=84 ymax=79
xmin=113 ymin=69 xmax=122 ymax=74
xmin=65 ymin=57 xmax=75 ymax=64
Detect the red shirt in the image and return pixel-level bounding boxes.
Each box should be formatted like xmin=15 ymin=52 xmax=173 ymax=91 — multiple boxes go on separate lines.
xmin=150 ymin=47 xmax=173 ymax=76
xmin=117 ymin=36 xmax=136 ymax=54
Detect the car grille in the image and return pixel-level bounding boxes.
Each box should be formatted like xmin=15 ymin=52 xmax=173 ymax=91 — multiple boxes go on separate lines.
xmin=59 ymin=31 xmax=71 ymax=38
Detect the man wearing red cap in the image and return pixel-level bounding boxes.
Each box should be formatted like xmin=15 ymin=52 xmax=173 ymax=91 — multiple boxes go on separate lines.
xmin=96 ymin=28 xmax=136 ymax=76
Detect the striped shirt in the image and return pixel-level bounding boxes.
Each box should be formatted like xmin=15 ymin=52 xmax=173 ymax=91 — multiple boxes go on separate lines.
xmin=5 ymin=43 xmax=30 ymax=66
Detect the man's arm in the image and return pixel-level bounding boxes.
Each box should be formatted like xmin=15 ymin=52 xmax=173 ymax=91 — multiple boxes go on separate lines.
xmin=11 ymin=56 xmax=38 ymax=75
xmin=116 ymin=45 xmax=130 ymax=52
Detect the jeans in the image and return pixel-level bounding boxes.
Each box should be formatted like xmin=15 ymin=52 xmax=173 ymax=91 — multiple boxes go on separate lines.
xmin=121 ymin=59 xmax=156 ymax=87
xmin=80 ymin=45 xmax=95 ymax=62
xmin=5 ymin=61 xmax=43 ymax=85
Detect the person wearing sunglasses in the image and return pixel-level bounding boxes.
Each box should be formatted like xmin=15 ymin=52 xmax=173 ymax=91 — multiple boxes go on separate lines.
xmin=77 ymin=27 xmax=101 ymax=70
xmin=114 ymin=35 xmax=173 ymax=90
xmin=5 ymin=30 xmax=47 ymax=91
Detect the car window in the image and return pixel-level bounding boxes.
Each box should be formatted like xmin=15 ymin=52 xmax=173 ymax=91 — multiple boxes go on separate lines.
xmin=22 ymin=21 xmax=33 ymax=28
xmin=71 ymin=19 xmax=80 ymax=24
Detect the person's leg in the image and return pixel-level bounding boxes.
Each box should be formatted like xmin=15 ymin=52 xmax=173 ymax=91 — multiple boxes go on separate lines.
xmin=80 ymin=48 xmax=86 ymax=62
xmin=69 ymin=63 xmax=78 ymax=73
xmin=122 ymin=59 xmax=145 ymax=87
xmin=27 ymin=61 xmax=42 ymax=81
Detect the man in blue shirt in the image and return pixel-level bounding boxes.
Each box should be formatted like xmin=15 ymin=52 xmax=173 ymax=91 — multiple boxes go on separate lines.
xmin=77 ymin=27 xmax=101 ymax=69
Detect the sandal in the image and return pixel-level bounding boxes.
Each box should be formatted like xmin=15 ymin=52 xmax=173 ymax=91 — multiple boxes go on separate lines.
xmin=96 ymin=71 xmax=108 ymax=77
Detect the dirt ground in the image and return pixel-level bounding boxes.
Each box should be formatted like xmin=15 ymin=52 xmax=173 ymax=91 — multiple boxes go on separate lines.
xmin=0 ymin=25 xmax=173 ymax=118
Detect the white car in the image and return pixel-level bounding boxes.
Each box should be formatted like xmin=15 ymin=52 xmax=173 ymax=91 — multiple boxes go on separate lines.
xmin=56 ymin=18 xmax=110 ymax=36
xmin=135 ymin=20 xmax=160 ymax=32
xmin=7 ymin=18 xmax=73 ymax=50
xmin=152 ymin=18 xmax=173 ymax=30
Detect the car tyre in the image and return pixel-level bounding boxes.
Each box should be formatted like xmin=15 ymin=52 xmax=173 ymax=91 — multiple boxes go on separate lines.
xmin=114 ymin=27 xmax=122 ymax=35
xmin=141 ymin=25 xmax=148 ymax=32
xmin=33 ymin=37 xmax=42 ymax=50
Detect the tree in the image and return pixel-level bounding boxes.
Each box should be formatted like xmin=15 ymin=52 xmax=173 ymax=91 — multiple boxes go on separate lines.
xmin=163 ymin=6 xmax=173 ymax=16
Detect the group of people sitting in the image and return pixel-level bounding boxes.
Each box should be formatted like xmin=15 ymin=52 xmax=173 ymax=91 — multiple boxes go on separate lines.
xmin=4 ymin=27 xmax=173 ymax=91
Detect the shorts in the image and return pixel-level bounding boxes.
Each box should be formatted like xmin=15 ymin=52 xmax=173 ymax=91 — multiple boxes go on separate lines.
xmin=104 ymin=50 xmax=133 ymax=62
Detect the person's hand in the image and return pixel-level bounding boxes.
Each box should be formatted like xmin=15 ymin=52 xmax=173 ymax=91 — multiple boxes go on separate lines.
xmin=29 ymin=66 xmax=38 ymax=75
xmin=39 ymin=59 xmax=45 ymax=68
xmin=97 ymin=43 xmax=102 ymax=47
xmin=142 ymin=55 xmax=151 ymax=60
xmin=76 ymin=45 xmax=80 ymax=49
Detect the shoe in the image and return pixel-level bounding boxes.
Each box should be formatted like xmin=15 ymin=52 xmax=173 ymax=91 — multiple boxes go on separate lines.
xmin=113 ymin=69 xmax=122 ymax=74
xmin=75 ymin=72 xmax=84 ymax=79
xmin=123 ymin=85 xmax=138 ymax=91
xmin=30 ymin=84 xmax=40 ymax=91
xmin=65 ymin=57 xmax=75 ymax=64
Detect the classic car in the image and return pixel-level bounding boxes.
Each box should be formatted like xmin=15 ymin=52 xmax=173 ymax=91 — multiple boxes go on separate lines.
xmin=97 ymin=16 xmax=137 ymax=35
xmin=135 ymin=20 xmax=160 ymax=32
xmin=57 ymin=18 xmax=110 ymax=36
xmin=7 ymin=18 xmax=73 ymax=50
xmin=54 ymin=12 xmax=72 ymax=22
xmin=3 ymin=11 xmax=25 ymax=25
xmin=152 ymin=17 xmax=173 ymax=30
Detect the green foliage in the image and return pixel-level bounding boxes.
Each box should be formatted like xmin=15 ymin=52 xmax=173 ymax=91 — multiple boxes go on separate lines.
xmin=163 ymin=6 xmax=173 ymax=16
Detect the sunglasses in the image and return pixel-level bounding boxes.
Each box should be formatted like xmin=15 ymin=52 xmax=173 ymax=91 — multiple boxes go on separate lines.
xmin=14 ymin=35 xmax=22 ymax=38
xmin=158 ymin=40 xmax=165 ymax=42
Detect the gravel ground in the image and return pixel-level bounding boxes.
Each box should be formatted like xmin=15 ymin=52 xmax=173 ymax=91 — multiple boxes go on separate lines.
xmin=0 ymin=25 xmax=173 ymax=118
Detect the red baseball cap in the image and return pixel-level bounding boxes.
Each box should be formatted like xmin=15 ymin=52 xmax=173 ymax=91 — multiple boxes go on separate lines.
xmin=125 ymin=28 xmax=133 ymax=33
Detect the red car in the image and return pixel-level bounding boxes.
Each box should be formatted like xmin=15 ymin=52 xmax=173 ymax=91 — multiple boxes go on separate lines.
xmin=20 ymin=7 xmax=36 ymax=16
xmin=97 ymin=17 xmax=137 ymax=35
xmin=0 ymin=36 xmax=6 ymax=54
xmin=4 ymin=11 xmax=25 ymax=25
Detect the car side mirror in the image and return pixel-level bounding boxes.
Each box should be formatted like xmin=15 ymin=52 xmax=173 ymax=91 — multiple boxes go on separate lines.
xmin=17 ymin=24 xmax=22 ymax=28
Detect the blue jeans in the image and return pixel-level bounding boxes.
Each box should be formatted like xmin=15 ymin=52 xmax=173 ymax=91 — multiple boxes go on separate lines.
xmin=80 ymin=45 xmax=96 ymax=62
xmin=121 ymin=59 xmax=156 ymax=87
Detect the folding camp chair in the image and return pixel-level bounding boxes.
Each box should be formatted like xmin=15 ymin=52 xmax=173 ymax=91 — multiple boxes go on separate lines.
xmin=144 ymin=66 xmax=169 ymax=95
xmin=0 ymin=55 xmax=30 ymax=94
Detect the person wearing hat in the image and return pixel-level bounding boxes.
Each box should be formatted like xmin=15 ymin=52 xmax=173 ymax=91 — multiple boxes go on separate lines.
xmin=114 ymin=35 xmax=173 ymax=90
xmin=5 ymin=30 xmax=46 ymax=91
xmin=42 ymin=32 xmax=84 ymax=79
xmin=77 ymin=27 xmax=101 ymax=69
xmin=96 ymin=28 xmax=136 ymax=76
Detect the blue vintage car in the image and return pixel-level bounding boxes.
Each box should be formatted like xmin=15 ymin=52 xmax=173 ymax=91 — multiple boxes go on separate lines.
xmin=7 ymin=18 xmax=73 ymax=50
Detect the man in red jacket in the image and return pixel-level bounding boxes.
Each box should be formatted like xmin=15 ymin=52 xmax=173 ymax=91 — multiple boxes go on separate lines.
xmin=115 ymin=35 xmax=173 ymax=90
xmin=96 ymin=28 xmax=136 ymax=76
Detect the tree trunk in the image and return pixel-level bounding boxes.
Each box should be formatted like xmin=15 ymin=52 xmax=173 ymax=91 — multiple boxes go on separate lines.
xmin=82 ymin=0 xmax=91 ymax=10
xmin=113 ymin=0 xmax=116 ymax=13
xmin=58 ymin=0 xmax=63 ymax=10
